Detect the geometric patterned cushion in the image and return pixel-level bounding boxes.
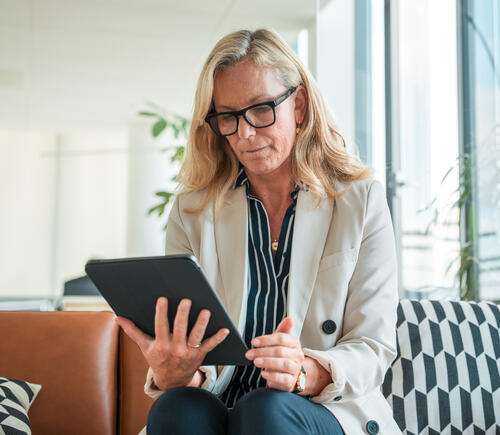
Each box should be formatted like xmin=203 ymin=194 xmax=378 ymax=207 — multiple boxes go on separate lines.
xmin=382 ymin=299 xmax=500 ymax=435
xmin=0 ymin=377 xmax=41 ymax=435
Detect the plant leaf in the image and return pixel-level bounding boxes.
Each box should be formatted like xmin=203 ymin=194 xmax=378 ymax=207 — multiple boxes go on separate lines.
xmin=440 ymin=165 xmax=456 ymax=184
xmin=172 ymin=125 xmax=180 ymax=139
xmin=147 ymin=204 xmax=164 ymax=216
xmin=171 ymin=146 xmax=185 ymax=162
xmin=152 ymin=119 xmax=167 ymax=137
xmin=156 ymin=191 xmax=173 ymax=200
xmin=145 ymin=101 xmax=166 ymax=112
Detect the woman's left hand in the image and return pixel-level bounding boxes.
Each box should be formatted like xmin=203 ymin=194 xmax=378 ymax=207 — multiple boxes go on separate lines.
xmin=245 ymin=317 xmax=304 ymax=392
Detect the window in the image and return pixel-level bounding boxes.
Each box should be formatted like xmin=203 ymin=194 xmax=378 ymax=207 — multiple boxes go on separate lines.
xmin=318 ymin=0 xmax=499 ymax=301
xmin=458 ymin=0 xmax=500 ymax=301
xmin=389 ymin=0 xmax=460 ymax=298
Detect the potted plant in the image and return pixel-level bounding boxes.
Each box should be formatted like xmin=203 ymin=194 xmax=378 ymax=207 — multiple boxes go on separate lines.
xmin=139 ymin=103 xmax=189 ymax=230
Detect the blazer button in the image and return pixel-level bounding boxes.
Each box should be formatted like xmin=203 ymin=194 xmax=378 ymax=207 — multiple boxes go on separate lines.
xmin=322 ymin=320 xmax=336 ymax=334
xmin=365 ymin=420 xmax=379 ymax=434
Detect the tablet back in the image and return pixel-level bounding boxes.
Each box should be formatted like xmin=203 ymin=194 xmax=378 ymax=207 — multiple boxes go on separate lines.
xmin=85 ymin=255 xmax=250 ymax=366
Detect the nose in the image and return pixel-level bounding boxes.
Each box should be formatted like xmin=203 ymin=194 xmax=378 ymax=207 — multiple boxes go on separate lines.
xmin=236 ymin=115 xmax=255 ymax=139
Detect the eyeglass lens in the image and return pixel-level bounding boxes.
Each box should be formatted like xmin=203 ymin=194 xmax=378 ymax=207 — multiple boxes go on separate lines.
xmin=211 ymin=104 xmax=275 ymax=136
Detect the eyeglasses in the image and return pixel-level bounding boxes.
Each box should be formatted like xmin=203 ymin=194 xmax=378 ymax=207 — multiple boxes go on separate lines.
xmin=205 ymin=87 xmax=297 ymax=137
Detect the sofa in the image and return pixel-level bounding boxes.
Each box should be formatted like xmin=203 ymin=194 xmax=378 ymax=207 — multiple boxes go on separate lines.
xmin=382 ymin=299 xmax=499 ymax=434
xmin=0 ymin=299 xmax=498 ymax=434
xmin=0 ymin=311 xmax=154 ymax=435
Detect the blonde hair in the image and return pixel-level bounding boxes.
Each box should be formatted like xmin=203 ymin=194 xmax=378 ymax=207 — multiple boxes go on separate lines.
xmin=178 ymin=28 xmax=370 ymax=215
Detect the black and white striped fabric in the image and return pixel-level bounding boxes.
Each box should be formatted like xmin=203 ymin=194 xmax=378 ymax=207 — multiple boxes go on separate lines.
xmin=220 ymin=168 xmax=298 ymax=407
xmin=382 ymin=299 xmax=500 ymax=434
xmin=0 ymin=377 xmax=41 ymax=435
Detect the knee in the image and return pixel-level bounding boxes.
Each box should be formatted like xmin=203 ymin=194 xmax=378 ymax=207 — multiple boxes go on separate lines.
xmin=235 ymin=387 xmax=291 ymax=410
xmin=229 ymin=388 xmax=293 ymax=425
xmin=147 ymin=387 xmax=226 ymax=432
xmin=150 ymin=387 xmax=210 ymax=413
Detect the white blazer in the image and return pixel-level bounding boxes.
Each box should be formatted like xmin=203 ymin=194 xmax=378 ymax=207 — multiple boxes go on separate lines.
xmin=143 ymin=178 xmax=402 ymax=435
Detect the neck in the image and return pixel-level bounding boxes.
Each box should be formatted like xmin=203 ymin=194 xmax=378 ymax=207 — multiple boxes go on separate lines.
xmin=245 ymin=163 xmax=294 ymax=212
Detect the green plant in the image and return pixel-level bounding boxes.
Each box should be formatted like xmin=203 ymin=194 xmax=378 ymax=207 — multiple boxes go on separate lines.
xmin=455 ymin=122 xmax=500 ymax=300
xmin=419 ymin=153 xmax=477 ymax=300
xmin=139 ymin=102 xmax=189 ymax=230
xmin=454 ymin=153 xmax=478 ymax=301
xmin=423 ymin=121 xmax=500 ymax=301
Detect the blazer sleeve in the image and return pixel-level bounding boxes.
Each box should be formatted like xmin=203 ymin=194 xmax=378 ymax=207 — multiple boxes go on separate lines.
xmin=143 ymin=195 xmax=218 ymax=399
xmin=302 ymin=180 xmax=399 ymax=404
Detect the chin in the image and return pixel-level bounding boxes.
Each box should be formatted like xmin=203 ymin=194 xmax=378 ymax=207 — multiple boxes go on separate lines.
xmin=242 ymin=159 xmax=280 ymax=176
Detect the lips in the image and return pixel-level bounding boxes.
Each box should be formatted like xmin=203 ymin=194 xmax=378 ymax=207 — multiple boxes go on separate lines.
xmin=245 ymin=146 xmax=266 ymax=153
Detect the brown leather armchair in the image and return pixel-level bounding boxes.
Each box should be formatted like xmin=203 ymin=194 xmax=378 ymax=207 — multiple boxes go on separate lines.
xmin=0 ymin=311 xmax=154 ymax=435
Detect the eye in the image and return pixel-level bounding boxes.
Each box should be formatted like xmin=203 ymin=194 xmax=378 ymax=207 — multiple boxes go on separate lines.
xmin=252 ymin=105 xmax=272 ymax=114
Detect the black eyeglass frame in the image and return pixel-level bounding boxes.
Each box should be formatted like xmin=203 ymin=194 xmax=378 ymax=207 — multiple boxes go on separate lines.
xmin=204 ymin=86 xmax=298 ymax=137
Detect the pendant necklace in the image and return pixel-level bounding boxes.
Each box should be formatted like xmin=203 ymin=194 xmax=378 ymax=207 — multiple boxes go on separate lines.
xmin=271 ymin=239 xmax=278 ymax=252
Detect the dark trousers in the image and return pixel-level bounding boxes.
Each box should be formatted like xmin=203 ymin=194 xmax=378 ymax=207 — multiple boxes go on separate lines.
xmin=147 ymin=387 xmax=345 ymax=435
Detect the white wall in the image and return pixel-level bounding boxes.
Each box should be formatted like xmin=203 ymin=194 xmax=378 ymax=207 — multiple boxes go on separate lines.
xmin=0 ymin=0 xmax=318 ymax=298
xmin=126 ymin=122 xmax=179 ymax=258
xmin=0 ymin=132 xmax=56 ymax=297
xmin=0 ymin=0 xmax=318 ymax=131
xmin=317 ymin=0 xmax=355 ymax=152
xmin=54 ymin=132 xmax=130 ymax=292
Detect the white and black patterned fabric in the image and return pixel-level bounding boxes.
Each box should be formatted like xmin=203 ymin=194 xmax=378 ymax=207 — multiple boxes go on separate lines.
xmin=0 ymin=377 xmax=41 ymax=435
xmin=382 ymin=299 xmax=500 ymax=434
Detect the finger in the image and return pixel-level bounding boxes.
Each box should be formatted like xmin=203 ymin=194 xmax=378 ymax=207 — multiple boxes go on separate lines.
xmin=246 ymin=346 xmax=296 ymax=360
xmin=187 ymin=309 xmax=211 ymax=347
xmin=251 ymin=332 xmax=297 ymax=348
xmin=172 ymin=299 xmax=191 ymax=344
xmin=154 ymin=297 xmax=170 ymax=343
xmin=261 ymin=370 xmax=294 ymax=391
xmin=200 ymin=328 xmax=230 ymax=353
xmin=115 ymin=316 xmax=152 ymax=352
xmin=275 ymin=317 xmax=293 ymax=334
xmin=253 ymin=357 xmax=300 ymax=375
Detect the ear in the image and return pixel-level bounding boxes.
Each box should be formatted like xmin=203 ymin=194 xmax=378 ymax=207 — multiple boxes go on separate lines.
xmin=294 ymin=84 xmax=308 ymax=124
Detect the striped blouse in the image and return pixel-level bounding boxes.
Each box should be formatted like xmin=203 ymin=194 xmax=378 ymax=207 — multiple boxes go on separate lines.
xmin=220 ymin=168 xmax=299 ymax=408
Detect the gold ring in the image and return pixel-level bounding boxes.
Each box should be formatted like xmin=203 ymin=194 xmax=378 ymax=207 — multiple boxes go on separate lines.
xmin=188 ymin=342 xmax=201 ymax=349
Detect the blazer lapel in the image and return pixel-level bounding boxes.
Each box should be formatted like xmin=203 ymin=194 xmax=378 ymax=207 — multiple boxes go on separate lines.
xmin=288 ymin=190 xmax=334 ymax=338
xmin=214 ymin=187 xmax=248 ymax=335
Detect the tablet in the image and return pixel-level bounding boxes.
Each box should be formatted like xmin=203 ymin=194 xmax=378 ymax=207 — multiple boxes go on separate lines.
xmin=85 ymin=254 xmax=250 ymax=366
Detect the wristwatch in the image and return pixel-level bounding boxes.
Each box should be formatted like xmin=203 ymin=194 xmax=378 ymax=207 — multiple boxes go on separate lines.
xmin=293 ymin=365 xmax=307 ymax=393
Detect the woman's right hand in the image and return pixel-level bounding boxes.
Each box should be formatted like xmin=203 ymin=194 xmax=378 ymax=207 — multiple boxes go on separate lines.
xmin=115 ymin=297 xmax=230 ymax=390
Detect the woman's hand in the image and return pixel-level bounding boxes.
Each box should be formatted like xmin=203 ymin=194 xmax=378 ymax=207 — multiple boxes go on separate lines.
xmin=245 ymin=317 xmax=305 ymax=392
xmin=115 ymin=297 xmax=229 ymax=390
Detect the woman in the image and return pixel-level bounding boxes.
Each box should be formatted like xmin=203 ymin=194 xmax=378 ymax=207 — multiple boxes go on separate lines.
xmin=116 ymin=28 xmax=402 ymax=435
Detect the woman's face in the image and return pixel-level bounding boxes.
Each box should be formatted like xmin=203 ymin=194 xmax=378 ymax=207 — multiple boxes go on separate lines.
xmin=212 ymin=60 xmax=306 ymax=178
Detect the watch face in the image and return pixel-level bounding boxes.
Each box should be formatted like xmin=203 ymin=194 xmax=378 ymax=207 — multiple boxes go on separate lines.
xmin=299 ymin=373 xmax=306 ymax=390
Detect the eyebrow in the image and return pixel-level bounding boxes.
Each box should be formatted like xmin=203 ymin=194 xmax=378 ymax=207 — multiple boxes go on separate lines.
xmin=217 ymin=94 xmax=274 ymax=111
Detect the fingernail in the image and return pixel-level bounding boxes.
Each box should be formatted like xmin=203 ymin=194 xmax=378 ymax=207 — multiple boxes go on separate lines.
xmin=223 ymin=329 xmax=230 ymax=335
xmin=252 ymin=338 xmax=260 ymax=346
xmin=255 ymin=358 xmax=263 ymax=365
